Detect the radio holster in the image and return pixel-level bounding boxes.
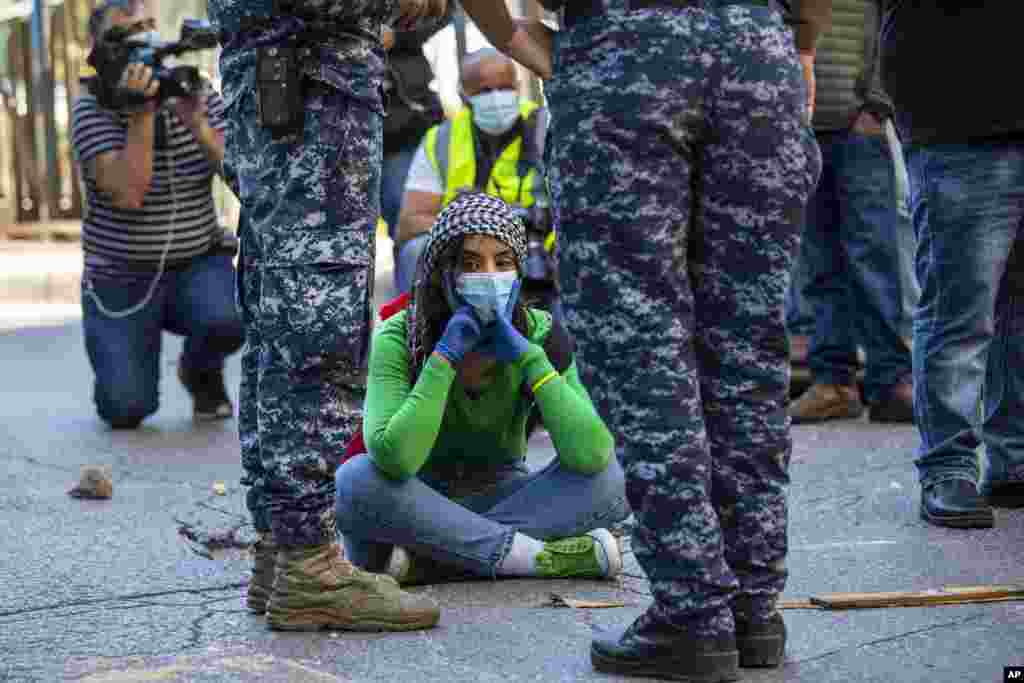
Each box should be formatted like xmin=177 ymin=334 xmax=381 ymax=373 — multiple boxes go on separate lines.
xmin=256 ymin=45 xmax=307 ymax=139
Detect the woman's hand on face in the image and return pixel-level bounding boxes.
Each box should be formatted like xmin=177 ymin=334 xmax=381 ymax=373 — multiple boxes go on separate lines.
xmin=435 ymin=306 xmax=487 ymax=365
xmin=488 ymin=282 xmax=529 ymax=363
xmin=490 ymin=312 xmax=531 ymax=363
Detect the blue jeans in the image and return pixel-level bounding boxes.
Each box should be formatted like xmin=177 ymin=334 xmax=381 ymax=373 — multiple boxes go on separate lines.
xmin=335 ymin=454 xmax=629 ymax=576
xmin=381 ymin=148 xmax=417 ymax=239
xmin=786 ymin=249 xmax=815 ymax=337
xmin=790 ymin=130 xmax=915 ymax=403
xmin=81 ymin=251 xmax=243 ymax=426
xmin=908 ymin=141 xmax=1024 ymax=492
xmin=394 ymin=232 xmax=428 ymax=294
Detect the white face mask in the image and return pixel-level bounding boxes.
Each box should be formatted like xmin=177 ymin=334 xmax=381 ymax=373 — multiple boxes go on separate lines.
xmin=469 ymin=89 xmax=520 ymax=136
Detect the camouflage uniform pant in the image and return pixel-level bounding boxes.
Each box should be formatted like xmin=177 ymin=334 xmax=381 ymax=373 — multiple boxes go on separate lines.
xmin=548 ymin=3 xmax=821 ymax=638
xmin=224 ymin=84 xmax=380 ymax=548
xmin=229 ymin=208 xmax=268 ymax=534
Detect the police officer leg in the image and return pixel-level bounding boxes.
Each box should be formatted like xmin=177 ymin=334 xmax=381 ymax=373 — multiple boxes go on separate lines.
xmin=548 ymin=9 xmax=739 ymax=680
xmin=230 ymin=82 xmax=438 ymax=632
xmin=695 ymin=4 xmax=822 ymax=669
xmin=233 ymin=209 xmax=277 ymax=614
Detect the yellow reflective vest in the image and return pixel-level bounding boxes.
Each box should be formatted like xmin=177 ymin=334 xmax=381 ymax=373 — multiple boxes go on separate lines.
xmin=424 ymin=100 xmax=543 ymax=209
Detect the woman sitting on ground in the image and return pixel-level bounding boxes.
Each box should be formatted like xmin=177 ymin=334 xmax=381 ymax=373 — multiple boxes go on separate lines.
xmin=335 ymin=192 xmax=629 ymax=584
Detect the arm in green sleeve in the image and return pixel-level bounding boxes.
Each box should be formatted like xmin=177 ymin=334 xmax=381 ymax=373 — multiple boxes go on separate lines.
xmin=363 ymin=331 xmax=457 ymax=481
xmin=519 ymin=346 xmax=614 ymax=475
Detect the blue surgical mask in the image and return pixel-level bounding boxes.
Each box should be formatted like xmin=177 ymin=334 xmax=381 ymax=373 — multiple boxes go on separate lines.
xmin=469 ymin=90 xmax=520 ymax=136
xmin=455 ymin=271 xmax=519 ymax=325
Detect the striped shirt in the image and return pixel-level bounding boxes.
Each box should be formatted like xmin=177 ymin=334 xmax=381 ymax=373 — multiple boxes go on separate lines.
xmin=71 ymin=84 xmax=227 ymax=277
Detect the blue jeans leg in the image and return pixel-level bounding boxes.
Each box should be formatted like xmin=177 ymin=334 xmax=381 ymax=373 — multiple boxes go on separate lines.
xmin=458 ymin=455 xmax=629 ymax=540
xmin=167 ymin=252 xmax=244 ymax=372
xmin=801 ymin=131 xmax=915 ymax=400
xmin=908 ymin=142 xmax=1024 ymax=489
xmin=381 ymin=148 xmax=417 ymax=239
xmin=81 ymin=274 xmax=167 ymax=427
xmin=394 ymin=233 xmax=429 ymax=295
xmin=786 ymin=248 xmax=815 ymax=337
xmin=981 ymin=241 xmax=1024 ymax=491
xmin=894 ymin=149 xmax=920 ymax=343
xmin=834 ymin=131 xmax=913 ymax=403
xmin=803 ymin=132 xmax=859 ymax=386
xmin=335 ymin=455 xmax=628 ymax=576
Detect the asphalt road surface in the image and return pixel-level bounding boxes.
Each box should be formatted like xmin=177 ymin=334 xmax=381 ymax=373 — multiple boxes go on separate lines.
xmin=1 ymin=277 xmax=1022 ymax=682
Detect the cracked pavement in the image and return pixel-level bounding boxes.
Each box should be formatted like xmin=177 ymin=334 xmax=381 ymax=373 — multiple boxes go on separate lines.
xmin=1 ymin=268 xmax=1023 ymax=681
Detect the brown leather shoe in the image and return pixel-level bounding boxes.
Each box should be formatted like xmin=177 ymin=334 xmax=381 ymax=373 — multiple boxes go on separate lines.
xmin=789 ymin=383 xmax=864 ymax=424
xmin=869 ymin=376 xmax=914 ymax=423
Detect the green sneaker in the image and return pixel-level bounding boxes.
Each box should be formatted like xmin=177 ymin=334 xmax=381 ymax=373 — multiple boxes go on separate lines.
xmin=535 ymin=529 xmax=622 ymax=579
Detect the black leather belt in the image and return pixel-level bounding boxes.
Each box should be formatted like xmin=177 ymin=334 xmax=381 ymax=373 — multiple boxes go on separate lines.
xmin=563 ymin=0 xmax=772 ymax=30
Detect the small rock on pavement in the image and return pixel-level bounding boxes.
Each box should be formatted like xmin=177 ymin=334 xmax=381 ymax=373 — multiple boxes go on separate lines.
xmin=68 ymin=465 xmax=113 ymax=500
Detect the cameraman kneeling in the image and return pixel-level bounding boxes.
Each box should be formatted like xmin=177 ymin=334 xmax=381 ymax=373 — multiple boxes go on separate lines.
xmin=72 ymin=0 xmax=242 ymax=429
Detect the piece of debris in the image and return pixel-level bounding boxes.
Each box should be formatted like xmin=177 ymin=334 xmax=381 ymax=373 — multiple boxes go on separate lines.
xmin=212 ymin=481 xmax=227 ymax=496
xmin=68 ymin=465 xmax=113 ymax=500
xmin=809 ymin=584 xmax=1024 ymax=610
xmin=177 ymin=519 xmax=252 ymax=559
xmin=547 ymin=593 xmax=626 ymax=609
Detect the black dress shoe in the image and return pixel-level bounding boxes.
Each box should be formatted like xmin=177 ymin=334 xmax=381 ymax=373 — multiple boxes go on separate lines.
xmin=736 ymin=612 xmax=786 ymax=668
xmin=987 ymin=481 xmax=1024 ymax=508
xmin=591 ymin=619 xmax=739 ymax=682
xmin=920 ymin=480 xmax=994 ymax=528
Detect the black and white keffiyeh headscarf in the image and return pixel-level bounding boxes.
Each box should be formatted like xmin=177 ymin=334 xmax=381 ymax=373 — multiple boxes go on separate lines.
xmin=407 ymin=191 xmax=529 ymax=381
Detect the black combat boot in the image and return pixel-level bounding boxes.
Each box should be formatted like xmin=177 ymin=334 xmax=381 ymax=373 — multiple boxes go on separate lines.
xmin=591 ymin=613 xmax=739 ymax=682
xmin=732 ymin=596 xmax=787 ymax=668
xmin=735 ymin=612 xmax=786 ymax=667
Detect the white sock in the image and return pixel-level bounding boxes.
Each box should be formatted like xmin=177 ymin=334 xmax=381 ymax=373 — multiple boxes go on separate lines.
xmin=496 ymin=532 xmax=545 ymax=576
xmin=591 ymin=534 xmax=611 ymax=575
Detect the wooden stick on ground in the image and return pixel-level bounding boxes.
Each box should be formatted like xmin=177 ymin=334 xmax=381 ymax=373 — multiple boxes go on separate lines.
xmin=807 ymin=584 xmax=1024 ymax=610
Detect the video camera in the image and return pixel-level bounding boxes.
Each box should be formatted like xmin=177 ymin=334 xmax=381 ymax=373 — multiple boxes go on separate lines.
xmin=88 ymin=19 xmax=219 ymax=111
xmin=510 ymin=204 xmax=559 ymax=311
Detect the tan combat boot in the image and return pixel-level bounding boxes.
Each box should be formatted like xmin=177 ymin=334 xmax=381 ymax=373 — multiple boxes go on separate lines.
xmin=267 ymin=543 xmax=441 ymax=632
xmin=246 ymin=531 xmax=277 ymax=614
xmin=789 ymin=383 xmax=864 ymax=424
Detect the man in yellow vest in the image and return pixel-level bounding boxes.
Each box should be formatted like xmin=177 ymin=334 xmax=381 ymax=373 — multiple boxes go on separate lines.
xmin=394 ymin=47 xmax=549 ymax=293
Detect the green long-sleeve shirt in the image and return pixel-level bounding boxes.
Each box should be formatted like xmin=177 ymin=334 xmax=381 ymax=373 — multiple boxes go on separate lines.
xmin=364 ymin=308 xmax=614 ymax=481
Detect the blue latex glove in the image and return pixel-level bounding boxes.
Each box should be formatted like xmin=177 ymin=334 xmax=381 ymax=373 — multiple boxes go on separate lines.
xmin=491 ymin=300 xmax=532 ymax=364
xmin=477 ymin=279 xmax=527 ymax=362
xmin=504 ymin=278 xmax=522 ymax=319
xmin=435 ymin=306 xmax=486 ymax=364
